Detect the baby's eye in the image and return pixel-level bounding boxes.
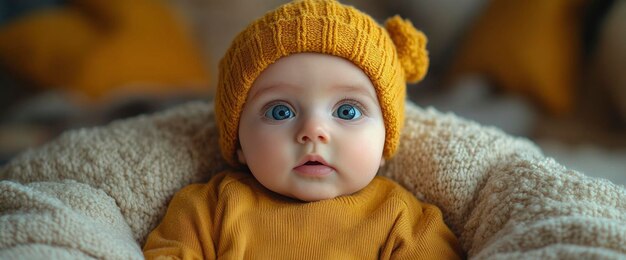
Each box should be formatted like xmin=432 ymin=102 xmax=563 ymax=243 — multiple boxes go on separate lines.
xmin=334 ymin=103 xmax=362 ymax=120
xmin=264 ymin=104 xmax=295 ymax=120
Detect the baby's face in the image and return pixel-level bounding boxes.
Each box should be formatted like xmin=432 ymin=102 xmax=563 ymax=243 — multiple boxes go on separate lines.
xmin=237 ymin=53 xmax=386 ymax=202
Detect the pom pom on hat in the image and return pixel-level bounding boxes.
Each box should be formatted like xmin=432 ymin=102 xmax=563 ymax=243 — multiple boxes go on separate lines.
xmin=385 ymin=15 xmax=429 ymax=83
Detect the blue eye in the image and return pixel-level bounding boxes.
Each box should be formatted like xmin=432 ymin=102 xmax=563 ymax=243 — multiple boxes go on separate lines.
xmin=334 ymin=104 xmax=362 ymax=120
xmin=265 ymin=104 xmax=294 ymax=120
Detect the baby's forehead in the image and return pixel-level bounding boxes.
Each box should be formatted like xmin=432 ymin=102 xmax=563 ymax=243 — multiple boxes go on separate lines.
xmin=248 ymin=53 xmax=378 ymax=98
xmin=248 ymin=82 xmax=378 ymax=103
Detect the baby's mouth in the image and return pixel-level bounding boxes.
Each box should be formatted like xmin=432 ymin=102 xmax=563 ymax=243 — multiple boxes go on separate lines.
xmin=294 ymin=156 xmax=334 ymax=177
xmin=304 ymin=161 xmax=323 ymax=165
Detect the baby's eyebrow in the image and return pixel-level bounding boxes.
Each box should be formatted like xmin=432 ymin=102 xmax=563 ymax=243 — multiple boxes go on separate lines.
xmin=247 ymin=83 xmax=378 ymax=102
xmin=247 ymin=83 xmax=295 ymax=102
xmin=333 ymin=85 xmax=378 ymax=101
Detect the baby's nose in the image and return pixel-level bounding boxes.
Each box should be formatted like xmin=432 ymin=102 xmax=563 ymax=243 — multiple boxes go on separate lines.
xmin=296 ymin=117 xmax=330 ymax=144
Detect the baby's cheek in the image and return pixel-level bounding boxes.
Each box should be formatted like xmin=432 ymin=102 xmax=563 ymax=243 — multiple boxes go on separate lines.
xmin=339 ymin=129 xmax=385 ymax=186
xmin=247 ymin=131 xmax=274 ymax=160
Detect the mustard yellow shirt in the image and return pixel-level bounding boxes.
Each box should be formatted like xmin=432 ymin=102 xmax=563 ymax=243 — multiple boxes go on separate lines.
xmin=143 ymin=171 xmax=462 ymax=259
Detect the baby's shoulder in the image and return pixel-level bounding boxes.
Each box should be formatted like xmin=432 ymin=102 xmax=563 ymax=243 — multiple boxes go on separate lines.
xmin=172 ymin=171 xmax=256 ymax=201
xmin=371 ymin=177 xmax=449 ymax=225
xmin=371 ymin=176 xmax=427 ymax=210
xmin=216 ymin=170 xmax=258 ymax=192
xmin=372 ymin=176 xmax=417 ymax=198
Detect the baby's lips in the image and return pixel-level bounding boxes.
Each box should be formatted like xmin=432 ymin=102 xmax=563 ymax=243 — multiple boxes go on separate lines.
xmin=293 ymin=164 xmax=334 ymax=176
xmin=295 ymin=154 xmax=334 ymax=169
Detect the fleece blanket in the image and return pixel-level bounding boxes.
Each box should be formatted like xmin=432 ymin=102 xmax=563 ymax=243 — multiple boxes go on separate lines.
xmin=1 ymin=101 xmax=625 ymax=259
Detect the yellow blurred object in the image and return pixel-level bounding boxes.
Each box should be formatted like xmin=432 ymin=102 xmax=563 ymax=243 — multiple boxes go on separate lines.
xmin=449 ymin=0 xmax=588 ymax=116
xmin=0 ymin=0 xmax=209 ymax=102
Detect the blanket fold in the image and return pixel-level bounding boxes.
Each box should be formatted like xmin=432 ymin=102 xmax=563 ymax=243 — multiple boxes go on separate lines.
xmin=1 ymin=101 xmax=625 ymax=259
xmin=468 ymin=153 xmax=626 ymax=259
xmin=0 ymin=180 xmax=142 ymax=259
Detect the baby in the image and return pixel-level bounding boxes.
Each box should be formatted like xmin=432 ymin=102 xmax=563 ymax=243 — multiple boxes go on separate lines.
xmin=144 ymin=0 xmax=462 ymax=259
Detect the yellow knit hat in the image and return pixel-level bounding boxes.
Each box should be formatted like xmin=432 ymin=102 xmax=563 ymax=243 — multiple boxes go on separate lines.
xmin=216 ymin=0 xmax=428 ymax=166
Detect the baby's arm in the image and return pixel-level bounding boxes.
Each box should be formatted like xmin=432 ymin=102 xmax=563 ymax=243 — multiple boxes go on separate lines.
xmin=143 ymin=182 xmax=219 ymax=259
xmin=383 ymin=197 xmax=464 ymax=259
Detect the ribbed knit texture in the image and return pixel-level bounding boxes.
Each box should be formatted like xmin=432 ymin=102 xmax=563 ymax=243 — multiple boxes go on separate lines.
xmin=143 ymin=171 xmax=461 ymax=259
xmin=215 ymin=0 xmax=429 ymax=166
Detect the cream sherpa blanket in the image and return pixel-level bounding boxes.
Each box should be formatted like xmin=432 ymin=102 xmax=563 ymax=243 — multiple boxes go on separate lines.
xmin=1 ymin=101 xmax=625 ymax=259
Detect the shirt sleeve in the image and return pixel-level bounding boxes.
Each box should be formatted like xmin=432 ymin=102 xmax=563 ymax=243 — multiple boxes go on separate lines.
xmin=383 ymin=195 xmax=464 ymax=260
xmin=143 ymin=175 xmax=224 ymax=260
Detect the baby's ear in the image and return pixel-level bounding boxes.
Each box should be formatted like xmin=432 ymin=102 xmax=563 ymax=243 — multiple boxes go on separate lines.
xmin=237 ymin=149 xmax=247 ymax=165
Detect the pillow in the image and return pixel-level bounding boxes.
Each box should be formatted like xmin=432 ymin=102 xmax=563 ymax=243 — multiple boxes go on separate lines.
xmin=0 ymin=0 xmax=209 ymax=102
xmin=448 ymin=0 xmax=588 ymax=116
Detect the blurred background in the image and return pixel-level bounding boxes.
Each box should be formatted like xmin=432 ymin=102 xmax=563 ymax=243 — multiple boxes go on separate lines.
xmin=1 ymin=0 xmax=625 ymax=183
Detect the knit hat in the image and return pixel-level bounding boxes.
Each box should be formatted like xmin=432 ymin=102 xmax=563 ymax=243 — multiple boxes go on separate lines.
xmin=216 ymin=0 xmax=428 ymax=166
